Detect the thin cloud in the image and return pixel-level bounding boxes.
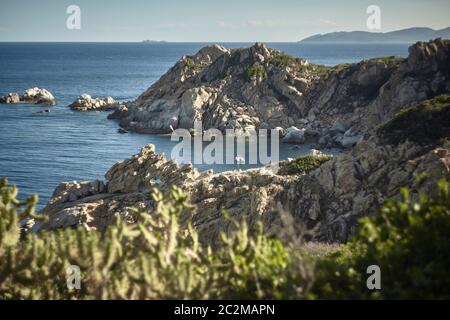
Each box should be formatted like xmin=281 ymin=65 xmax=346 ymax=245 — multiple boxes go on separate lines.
xmin=318 ymin=19 xmax=338 ymax=27
xmin=216 ymin=20 xmax=312 ymax=29
xmin=155 ymin=22 xmax=189 ymax=29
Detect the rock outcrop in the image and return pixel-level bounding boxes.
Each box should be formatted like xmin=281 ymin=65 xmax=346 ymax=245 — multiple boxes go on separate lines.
xmin=109 ymin=39 xmax=450 ymax=151
xmin=0 ymin=87 xmax=56 ymax=105
xmin=34 ymin=40 xmax=450 ymax=244
xmin=112 ymin=43 xmax=312 ymax=134
xmin=68 ymin=94 xmax=119 ymax=111
xmin=37 ymin=143 xmax=294 ymax=241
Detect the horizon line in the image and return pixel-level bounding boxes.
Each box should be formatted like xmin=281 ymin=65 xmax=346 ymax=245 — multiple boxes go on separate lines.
xmin=0 ymin=40 xmax=423 ymax=44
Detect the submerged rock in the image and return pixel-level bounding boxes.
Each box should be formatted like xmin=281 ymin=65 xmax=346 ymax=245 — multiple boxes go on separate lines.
xmin=0 ymin=87 xmax=56 ymax=105
xmin=35 ymin=109 xmax=51 ymax=114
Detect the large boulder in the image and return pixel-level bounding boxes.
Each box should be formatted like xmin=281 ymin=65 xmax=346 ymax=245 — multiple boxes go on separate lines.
xmin=22 ymin=88 xmax=56 ymax=105
xmin=0 ymin=87 xmax=56 ymax=105
xmin=0 ymin=93 xmax=20 ymax=104
xmin=282 ymin=126 xmax=306 ymax=144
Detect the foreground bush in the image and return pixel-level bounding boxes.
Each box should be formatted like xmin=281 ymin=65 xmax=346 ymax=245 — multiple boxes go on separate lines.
xmin=1 ymin=177 xmax=449 ymax=299
xmin=0 ymin=178 xmax=309 ymax=299
xmin=312 ymin=179 xmax=450 ymax=299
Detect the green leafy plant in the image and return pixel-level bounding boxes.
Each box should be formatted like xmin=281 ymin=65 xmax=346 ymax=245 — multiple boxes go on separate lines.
xmin=2 ymin=176 xmax=449 ymax=299
xmin=279 ymin=155 xmax=333 ymax=175
xmin=312 ymin=179 xmax=450 ymax=299
xmin=223 ymin=67 xmax=232 ymax=78
xmin=245 ymin=63 xmax=266 ymax=81
xmin=0 ymin=178 xmax=309 ymax=299
xmin=185 ymin=57 xmax=204 ymax=72
xmin=378 ymin=94 xmax=450 ymax=146
xmin=366 ymin=56 xmax=405 ymax=65
xmin=269 ymin=53 xmax=306 ymax=68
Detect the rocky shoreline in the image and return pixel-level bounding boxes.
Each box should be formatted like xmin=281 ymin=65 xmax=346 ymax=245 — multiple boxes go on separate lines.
xmin=24 ymin=39 xmax=450 ymax=243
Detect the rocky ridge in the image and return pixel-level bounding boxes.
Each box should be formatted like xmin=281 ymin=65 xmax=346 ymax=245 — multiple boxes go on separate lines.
xmin=109 ymin=39 xmax=450 ymax=150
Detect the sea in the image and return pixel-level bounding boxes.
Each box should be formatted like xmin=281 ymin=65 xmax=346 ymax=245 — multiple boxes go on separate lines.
xmin=0 ymin=42 xmax=410 ymax=207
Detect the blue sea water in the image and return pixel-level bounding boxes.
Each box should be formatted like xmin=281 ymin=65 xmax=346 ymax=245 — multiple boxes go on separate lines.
xmin=0 ymin=42 xmax=410 ymax=207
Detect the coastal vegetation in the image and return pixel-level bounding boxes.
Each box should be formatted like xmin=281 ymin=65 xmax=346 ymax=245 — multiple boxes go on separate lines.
xmin=185 ymin=56 xmax=205 ymax=72
xmin=378 ymin=94 xmax=450 ymax=146
xmin=279 ymin=154 xmax=333 ymax=175
xmin=1 ymin=176 xmax=449 ymax=299
xmin=268 ymin=53 xmax=306 ymax=68
xmin=366 ymin=56 xmax=405 ymax=65
xmin=268 ymin=53 xmax=333 ymax=78
xmin=245 ymin=63 xmax=266 ymax=80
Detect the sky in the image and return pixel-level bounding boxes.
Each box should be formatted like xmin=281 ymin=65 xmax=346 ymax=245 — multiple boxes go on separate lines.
xmin=0 ymin=0 xmax=449 ymax=42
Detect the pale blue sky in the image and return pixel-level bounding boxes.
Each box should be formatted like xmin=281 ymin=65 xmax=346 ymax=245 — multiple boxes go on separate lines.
xmin=0 ymin=0 xmax=449 ymax=42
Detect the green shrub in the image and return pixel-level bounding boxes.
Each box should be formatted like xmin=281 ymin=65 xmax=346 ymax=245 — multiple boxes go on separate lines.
xmin=245 ymin=63 xmax=266 ymax=81
xmin=378 ymin=94 xmax=450 ymax=145
xmin=366 ymin=56 xmax=405 ymax=65
xmin=185 ymin=57 xmax=204 ymax=71
xmin=268 ymin=53 xmax=336 ymax=78
xmin=2 ymin=176 xmax=449 ymax=299
xmin=269 ymin=54 xmax=304 ymax=68
xmin=279 ymin=155 xmax=332 ymax=175
xmin=312 ymin=179 xmax=450 ymax=299
xmin=223 ymin=67 xmax=232 ymax=78
xmin=0 ymin=177 xmax=309 ymax=299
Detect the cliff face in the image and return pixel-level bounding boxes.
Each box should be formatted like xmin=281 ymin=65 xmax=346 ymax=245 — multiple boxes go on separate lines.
xmin=35 ymin=40 xmax=450 ymax=243
xmin=113 ymin=40 xmax=450 ymax=148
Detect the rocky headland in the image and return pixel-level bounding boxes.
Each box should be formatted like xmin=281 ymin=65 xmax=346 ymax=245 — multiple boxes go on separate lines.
xmin=0 ymin=87 xmax=56 ymax=105
xmin=107 ymin=39 xmax=450 ymax=149
xmin=35 ymin=39 xmax=450 ymax=244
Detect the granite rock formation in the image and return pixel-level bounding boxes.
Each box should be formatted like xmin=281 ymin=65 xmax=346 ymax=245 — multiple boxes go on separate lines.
xmin=0 ymin=87 xmax=56 ymax=105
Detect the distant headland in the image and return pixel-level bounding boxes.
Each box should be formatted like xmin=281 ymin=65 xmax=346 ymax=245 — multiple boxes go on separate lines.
xmin=299 ymin=27 xmax=450 ymax=43
xmin=142 ymin=40 xmax=168 ymax=43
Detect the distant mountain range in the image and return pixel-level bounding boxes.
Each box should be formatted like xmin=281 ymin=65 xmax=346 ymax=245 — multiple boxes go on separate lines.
xmin=299 ymin=27 xmax=450 ymax=43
